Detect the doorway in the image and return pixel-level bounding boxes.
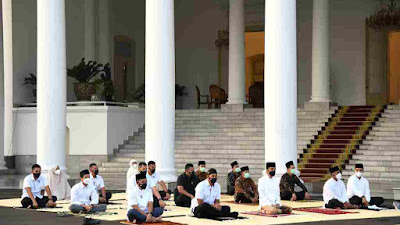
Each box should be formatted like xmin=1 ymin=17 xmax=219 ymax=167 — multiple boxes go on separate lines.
xmin=245 ymin=32 xmax=264 ymax=97
xmin=388 ymin=31 xmax=400 ymax=104
xmin=113 ymin=35 xmax=135 ymax=102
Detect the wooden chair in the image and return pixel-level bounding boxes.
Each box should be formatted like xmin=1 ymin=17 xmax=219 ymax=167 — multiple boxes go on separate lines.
xmin=209 ymin=84 xmax=228 ymax=109
xmin=248 ymin=82 xmax=264 ymax=108
xmin=195 ymin=86 xmax=211 ymax=109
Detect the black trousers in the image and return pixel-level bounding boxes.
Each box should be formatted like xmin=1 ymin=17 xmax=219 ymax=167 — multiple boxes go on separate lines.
xmin=349 ymin=196 xmax=384 ymax=207
xmin=99 ymin=192 xmax=112 ymax=203
xmin=280 ymin=191 xmax=306 ymax=201
xmin=227 ymin=187 xmax=235 ymax=196
xmin=174 ymin=194 xmax=192 ymax=207
xmin=153 ymin=190 xmax=172 ymax=208
xmin=235 ymin=192 xmax=255 ymax=203
xmin=21 ymin=196 xmax=57 ymax=208
xmin=194 ymin=203 xmax=237 ymax=219
xmin=325 ymin=199 xmax=344 ymax=209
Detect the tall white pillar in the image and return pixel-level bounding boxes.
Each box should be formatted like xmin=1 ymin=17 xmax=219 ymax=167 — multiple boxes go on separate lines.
xmin=145 ymin=0 xmax=176 ymax=182
xmin=310 ymin=0 xmax=330 ymax=103
xmin=37 ymin=0 xmax=67 ymax=172
xmin=2 ymin=0 xmax=12 ymax=168
xmin=84 ymin=0 xmax=96 ymax=61
xmin=264 ymin=0 xmax=297 ymax=176
xmin=97 ymin=0 xmax=111 ymax=64
xmin=227 ymin=0 xmax=246 ymax=105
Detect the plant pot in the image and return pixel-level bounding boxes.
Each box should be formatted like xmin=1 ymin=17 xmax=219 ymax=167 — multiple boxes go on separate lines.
xmin=74 ymin=83 xmax=96 ymax=101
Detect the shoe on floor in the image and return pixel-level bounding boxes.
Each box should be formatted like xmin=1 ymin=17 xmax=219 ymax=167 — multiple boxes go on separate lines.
xmin=83 ymin=217 xmax=101 ymax=225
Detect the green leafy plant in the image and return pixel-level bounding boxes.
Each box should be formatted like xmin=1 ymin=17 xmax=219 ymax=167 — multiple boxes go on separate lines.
xmin=132 ymin=83 xmax=145 ymax=103
xmin=67 ymin=58 xmax=103 ymax=83
xmin=24 ymin=73 xmax=37 ymax=99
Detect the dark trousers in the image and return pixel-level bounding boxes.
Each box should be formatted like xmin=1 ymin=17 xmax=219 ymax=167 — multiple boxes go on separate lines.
xmin=174 ymin=194 xmax=192 ymax=207
xmin=153 ymin=190 xmax=171 ymax=208
xmin=280 ymin=191 xmax=306 ymax=201
xmin=349 ymin=196 xmax=384 ymax=207
xmin=235 ymin=192 xmax=255 ymax=203
xmin=127 ymin=207 xmax=163 ymax=223
xmin=227 ymin=187 xmax=235 ymax=196
xmin=193 ymin=203 xmax=237 ymax=219
xmin=99 ymin=192 xmax=112 ymax=203
xmin=325 ymin=199 xmax=344 ymax=209
xmin=21 ymin=196 xmax=57 ymax=208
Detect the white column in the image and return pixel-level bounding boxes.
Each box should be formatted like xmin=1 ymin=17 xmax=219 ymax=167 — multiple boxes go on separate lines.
xmin=227 ymin=0 xmax=246 ymax=105
xmin=310 ymin=0 xmax=330 ymax=102
xmin=84 ymin=0 xmax=96 ymax=61
xmin=145 ymin=0 xmax=176 ymax=182
xmin=97 ymin=0 xmax=111 ymax=64
xmin=264 ymin=0 xmax=297 ymax=176
xmin=2 ymin=0 xmax=12 ymax=168
xmin=37 ymin=0 xmax=67 ymax=172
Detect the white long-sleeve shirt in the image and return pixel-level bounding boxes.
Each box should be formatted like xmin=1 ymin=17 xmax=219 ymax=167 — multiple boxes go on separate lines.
xmin=258 ymin=175 xmax=281 ymax=207
xmin=323 ymin=178 xmax=348 ymax=204
xmin=70 ymin=182 xmax=99 ymax=205
xmin=347 ymin=174 xmax=371 ymax=202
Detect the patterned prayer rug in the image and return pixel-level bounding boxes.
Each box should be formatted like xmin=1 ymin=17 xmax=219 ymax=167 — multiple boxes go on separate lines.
xmin=294 ymin=208 xmax=359 ymax=215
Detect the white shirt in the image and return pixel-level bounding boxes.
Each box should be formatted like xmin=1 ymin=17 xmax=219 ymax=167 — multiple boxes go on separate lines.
xmin=22 ymin=174 xmax=48 ymax=199
xmin=323 ymin=178 xmax=348 ymax=204
xmin=127 ymin=184 xmax=153 ymax=213
xmin=347 ymin=174 xmax=371 ymax=202
xmin=190 ymin=180 xmax=221 ymax=213
xmin=258 ymin=175 xmax=281 ymax=207
xmin=146 ymin=172 xmax=160 ymax=188
xmin=70 ymin=182 xmax=99 ymax=205
xmin=89 ymin=173 xmax=105 ymax=193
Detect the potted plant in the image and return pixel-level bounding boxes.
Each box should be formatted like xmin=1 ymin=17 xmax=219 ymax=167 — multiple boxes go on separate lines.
xmin=23 ymin=73 xmax=37 ymax=101
xmin=67 ymin=58 xmax=103 ymax=101
xmin=175 ymin=84 xmax=187 ymax=109
xmin=132 ymin=84 xmax=145 ymax=103
xmin=93 ymin=63 xmax=115 ymax=101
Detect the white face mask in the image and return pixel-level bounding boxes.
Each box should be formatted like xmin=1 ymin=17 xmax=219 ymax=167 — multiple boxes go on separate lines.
xmin=132 ymin=163 xmax=138 ymax=170
xmin=356 ymin=171 xmax=363 ymax=178
xmin=83 ymin=178 xmax=90 ymax=185
xmin=336 ymin=173 xmax=342 ymax=180
xmin=54 ymin=170 xmax=61 ymax=175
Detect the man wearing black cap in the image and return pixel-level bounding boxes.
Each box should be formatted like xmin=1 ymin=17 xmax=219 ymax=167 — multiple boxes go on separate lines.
xmin=195 ymin=161 xmax=207 ymax=181
xmin=258 ymin=162 xmax=292 ymax=215
xmin=174 ymin=163 xmax=199 ymax=207
xmin=347 ymin=164 xmax=384 ymax=207
xmin=234 ymin=166 xmax=258 ymax=203
xmin=191 ymin=168 xmax=238 ymax=219
xmin=323 ymin=166 xmax=358 ymax=209
xmin=126 ymin=172 xmax=163 ymax=223
xmin=280 ymin=161 xmax=311 ymax=201
xmin=227 ymin=161 xmax=241 ymax=195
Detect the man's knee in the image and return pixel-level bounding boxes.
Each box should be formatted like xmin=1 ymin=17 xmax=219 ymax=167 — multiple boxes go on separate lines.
xmin=152 ymin=207 xmax=164 ymax=217
xmin=69 ymin=204 xmax=84 ymax=213
xmin=21 ymin=197 xmax=32 ymax=208
xmin=106 ymin=192 xmax=112 ymax=200
xmin=52 ymin=196 xmax=58 ymax=202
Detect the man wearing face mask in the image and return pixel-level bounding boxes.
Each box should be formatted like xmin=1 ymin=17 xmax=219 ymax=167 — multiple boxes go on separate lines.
xmin=323 ymin=166 xmax=358 ymax=209
xmin=227 ymin=161 xmax=241 ymax=195
xmin=69 ymin=170 xmax=107 ymax=213
xmin=258 ymin=162 xmax=292 ymax=215
xmin=21 ymin=164 xmax=57 ymax=208
xmin=234 ymin=166 xmax=258 ymax=203
xmin=146 ymin=161 xmax=171 ymax=208
xmin=174 ymin=163 xmax=199 ymax=207
xmin=347 ymin=164 xmax=384 ymax=208
xmin=191 ymin=168 xmax=238 ymax=219
xmin=195 ymin=161 xmax=207 ymax=181
xmin=126 ymin=173 xmax=163 ymax=223
xmin=89 ymin=163 xmax=112 ymax=204
xmin=280 ymin=161 xmax=311 ymax=201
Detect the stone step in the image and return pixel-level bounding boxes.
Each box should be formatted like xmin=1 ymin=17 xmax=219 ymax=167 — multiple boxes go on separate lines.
xmin=365 ymin=136 xmax=400 ymax=141
xmin=348 ymin=160 xmax=400 ymax=167
xmin=368 ymin=131 xmax=400 ymax=137
xmin=375 ymin=122 xmax=400 ymax=127
xmin=355 ymin=150 xmax=400 ymax=156
xmin=361 ymin=140 xmax=400 ymax=146
xmin=175 ymin=144 xmax=265 ymax=150
xmin=358 ymin=145 xmax=400 ymax=151
xmin=352 ymin=155 xmax=400 ymax=161
xmin=372 ymin=127 xmax=400 ymax=132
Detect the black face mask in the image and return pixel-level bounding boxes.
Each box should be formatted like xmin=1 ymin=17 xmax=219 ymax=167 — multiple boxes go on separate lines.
xmin=269 ymin=171 xmax=275 ymax=177
xmin=33 ymin=173 xmax=41 ymax=179
xmin=93 ymin=170 xmax=99 ymax=175
xmin=210 ymin=178 xmax=217 ymax=185
xmin=150 ymin=169 xmax=156 ymax=174
xmin=139 ymin=183 xmax=147 ymax=190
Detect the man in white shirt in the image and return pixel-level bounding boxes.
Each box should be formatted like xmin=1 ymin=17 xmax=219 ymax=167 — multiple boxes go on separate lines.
xmin=191 ymin=168 xmax=238 ymax=219
xmin=347 ymin=164 xmax=384 ymax=207
xmin=147 ymin=161 xmax=171 ymax=208
xmin=323 ymin=166 xmax=358 ymax=209
xmin=69 ymin=170 xmax=107 ymax=213
xmin=127 ymin=173 xmax=163 ymax=223
xmin=258 ymin=162 xmax=292 ymax=215
xmin=21 ymin=164 xmax=57 ymax=208
xmin=89 ymin=163 xmax=112 ymax=203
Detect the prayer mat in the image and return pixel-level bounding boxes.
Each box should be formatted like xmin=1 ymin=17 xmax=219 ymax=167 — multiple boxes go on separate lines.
xmin=225 ymin=200 xmax=258 ymax=205
xmin=294 ymin=208 xmax=359 ymax=215
xmin=212 ymin=216 xmax=247 ymax=221
xmin=242 ymin=211 xmax=293 ymax=217
xmin=120 ymin=221 xmax=187 ymax=225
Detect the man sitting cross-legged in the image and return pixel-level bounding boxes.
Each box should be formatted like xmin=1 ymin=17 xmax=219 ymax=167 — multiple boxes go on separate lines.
xmin=258 ymin=162 xmax=292 ymax=215
xmin=323 ymin=166 xmax=358 ymax=209
xmin=191 ymin=168 xmax=239 ymax=219
xmin=234 ymin=166 xmax=258 ymax=203
xmin=21 ymin=164 xmax=57 ymax=208
xmin=195 ymin=161 xmax=207 ymax=182
xmin=174 ymin=163 xmax=199 ymax=207
xmin=89 ymin=163 xmax=112 ymax=204
xmin=69 ymin=170 xmax=107 ymax=213
xmin=227 ymin=161 xmax=240 ymax=195
xmin=347 ymin=164 xmax=384 ymax=208
xmin=147 ymin=161 xmax=172 ymax=208
xmin=127 ymin=173 xmax=163 ymax=223
xmin=280 ymin=161 xmax=311 ymax=201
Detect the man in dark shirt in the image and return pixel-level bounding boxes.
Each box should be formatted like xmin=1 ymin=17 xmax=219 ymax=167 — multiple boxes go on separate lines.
xmin=174 ymin=163 xmax=199 ymax=207
xmin=280 ymin=161 xmax=311 ymax=201
xmin=227 ymin=161 xmax=240 ymax=195
xmin=195 ymin=161 xmax=207 ymax=181
xmin=234 ymin=166 xmax=258 ymax=203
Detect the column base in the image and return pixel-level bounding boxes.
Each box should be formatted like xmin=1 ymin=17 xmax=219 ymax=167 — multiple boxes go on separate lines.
xmin=304 ymin=101 xmax=335 ymax=111
xmin=221 ymin=104 xmax=244 ymax=112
